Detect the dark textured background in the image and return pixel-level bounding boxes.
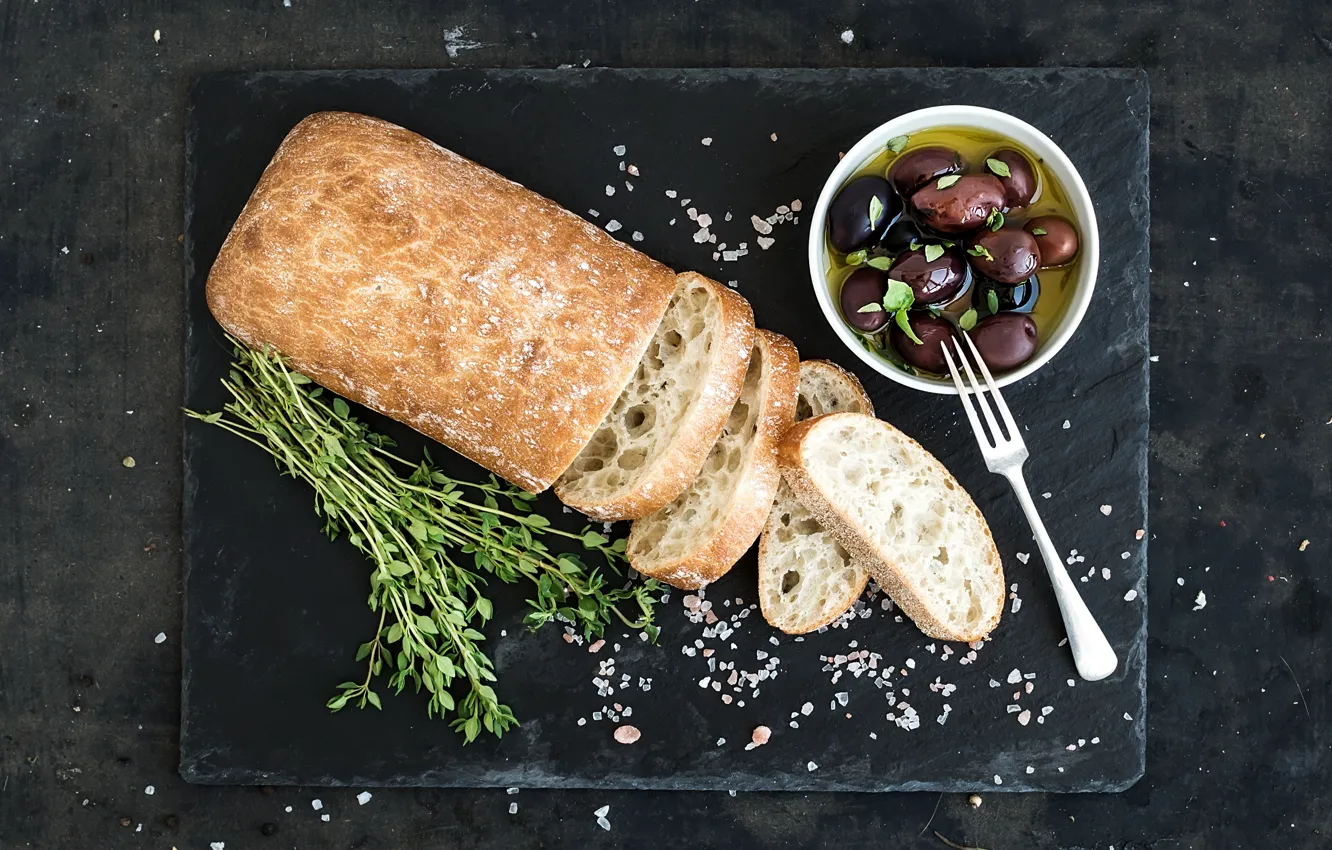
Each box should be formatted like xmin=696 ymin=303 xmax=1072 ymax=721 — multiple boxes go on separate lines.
xmin=1 ymin=2 xmax=1328 ymax=848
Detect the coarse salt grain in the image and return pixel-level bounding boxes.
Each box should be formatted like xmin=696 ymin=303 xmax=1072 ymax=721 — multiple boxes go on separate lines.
xmin=1193 ymin=591 xmax=1207 ymax=611
xmin=631 ymin=231 xmax=644 ymax=242
xmin=606 ymin=220 xmax=622 ymax=233
xmin=357 ymin=791 xmax=372 ymax=805
xmin=509 ymin=802 xmax=519 ymax=814
xmin=807 ymin=761 xmax=819 ymax=772
xmin=613 ymin=144 xmax=626 ymax=156
xmin=701 ymin=137 xmax=713 ymax=146
xmin=1016 ymin=552 xmax=1030 ymax=564
xmin=605 ymin=185 xmax=615 ymax=196
xmin=1100 ymin=504 xmax=1113 ymax=515
xmin=594 ymin=804 xmax=610 ymax=818
xmin=613 ymin=725 xmax=641 ymax=744
xmin=154 ymin=632 xmax=166 ymax=644
xmin=311 ymin=799 xmax=323 ymax=811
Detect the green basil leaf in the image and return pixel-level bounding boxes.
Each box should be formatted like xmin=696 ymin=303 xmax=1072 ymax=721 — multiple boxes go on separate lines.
xmin=1031 ymin=227 xmax=1048 ymax=236
xmin=883 ymin=279 xmax=915 ymax=313
xmin=845 ymin=249 xmax=868 ymax=266
xmin=856 ymin=302 xmax=886 ymax=314
xmin=936 ymin=175 xmax=961 ymax=189
xmin=990 ymin=210 xmax=1006 ymax=231
xmin=895 ymin=309 xmax=924 ymax=345
xmin=986 ymin=157 xmax=1012 ymax=178
xmin=886 ymin=134 xmax=909 ymax=154
xmin=959 ymin=308 xmax=979 ymax=331
xmin=968 ymin=244 xmax=995 ymax=262
xmin=868 ymin=196 xmax=885 ymax=229
xmin=924 ymin=244 xmax=945 ymax=262
xmin=987 ymin=289 xmax=1000 ymax=314
xmin=866 ymin=256 xmax=894 ymax=270
xmin=909 ymin=240 xmax=922 ymax=252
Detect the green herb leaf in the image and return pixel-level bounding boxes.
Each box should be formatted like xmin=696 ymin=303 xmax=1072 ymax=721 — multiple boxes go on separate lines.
xmin=868 ymin=196 xmax=885 ymax=229
xmin=910 ymin=240 xmax=922 ymax=252
xmin=866 ymin=256 xmax=894 ymax=270
xmin=1031 ymin=227 xmax=1048 ymax=236
xmin=924 ymin=244 xmax=945 ymax=263
xmin=883 ymin=279 xmax=915 ymax=313
xmin=968 ymin=244 xmax=995 ymax=262
xmin=990 ymin=210 xmax=1005 ymax=231
xmin=416 ymin=614 xmax=439 ymax=635
xmin=387 ymin=623 xmax=404 ymax=643
xmin=856 ymin=302 xmax=886 ymax=314
xmin=886 ymin=134 xmax=909 ymax=154
xmin=986 ymin=157 xmax=1012 ymax=178
xmin=333 ymin=397 xmax=351 ymax=419
xmin=959 ymin=308 xmax=979 ymax=331
xmin=987 ymin=289 xmax=1000 ymax=314
xmin=895 ymin=309 xmax=924 ymax=345
xmin=366 ymin=690 xmax=382 ymax=710
xmin=581 ymin=530 xmax=609 ymax=548
xmin=936 ymin=175 xmax=961 ymax=190
xmin=845 ymin=249 xmax=868 ymax=266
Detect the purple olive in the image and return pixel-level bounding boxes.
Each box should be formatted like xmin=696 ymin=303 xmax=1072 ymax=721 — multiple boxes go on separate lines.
xmin=967 ymin=228 xmax=1041 ymax=284
xmin=887 ymin=146 xmax=963 ymax=197
xmin=1024 ymin=215 xmax=1080 ymax=266
xmin=910 ymin=174 xmax=1006 ymax=234
xmin=974 ymin=275 xmax=1040 ymax=317
xmin=879 ymin=217 xmax=922 ymax=255
xmin=986 ymin=149 xmax=1038 ymax=209
xmin=968 ymin=313 xmax=1038 ymax=371
xmin=827 ymin=176 xmax=900 ymax=254
xmin=839 ymin=268 xmax=890 ymax=332
xmin=889 ymin=313 xmax=955 ymax=374
xmin=889 ymin=244 xmax=968 ymax=305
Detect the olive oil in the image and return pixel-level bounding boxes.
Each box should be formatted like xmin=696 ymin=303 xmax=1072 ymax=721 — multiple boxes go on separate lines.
xmin=825 ymin=126 xmax=1082 ymax=377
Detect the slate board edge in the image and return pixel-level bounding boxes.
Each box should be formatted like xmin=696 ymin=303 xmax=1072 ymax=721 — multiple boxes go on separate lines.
xmin=178 ymin=68 xmax=1149 ymax=793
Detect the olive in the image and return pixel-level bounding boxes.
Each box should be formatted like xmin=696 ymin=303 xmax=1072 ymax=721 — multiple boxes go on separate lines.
xmin=1024 ymin=215 xmax=1080 ymax=266
xmin=828 ymin=176 xmax=900 ymax=254
xmin=889 ymin=244 xmax=968 ymax=305
xmin=879 ymin=217 xmax=922 ymax=255
xmin=839 ymin=267 xmax=890 ymax=332
xmin=889 ymin=313 xmax=955 ymax=374
xmin=968 ymin=313 xmax=1038 ymax=371
xmin=986 ymin=149 xmax=1038 ymax=208
xmin=887 ymin=146 xmax=963 ymax=198
xmin=910 ymin=174 xmax=1006 ymax=234
xmin=966 ymin=228 xmax=1041 ymax=284
xmin=974 ymin=274 xmax=1040 ymax=316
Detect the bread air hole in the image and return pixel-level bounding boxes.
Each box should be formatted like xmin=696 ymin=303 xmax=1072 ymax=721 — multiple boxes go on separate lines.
xmin=623 ymin=405 xmax=655 ymax=437
xmin=781 ymin=570 xmax=802 ymax=593
xmin=617 ymin=447 xmax=647 ymax=471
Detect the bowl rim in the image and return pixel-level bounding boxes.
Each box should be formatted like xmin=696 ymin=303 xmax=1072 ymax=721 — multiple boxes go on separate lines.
xmin=806 ymin=104 xmax=1100 ymax=395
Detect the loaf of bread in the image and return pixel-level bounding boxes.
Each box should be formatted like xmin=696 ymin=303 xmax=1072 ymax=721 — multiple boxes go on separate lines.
xmin=555 ymin=273 xmax=756 ymax=520
xmin=205 ymin=112 xmax=678 ymax=492
xmin=758 ymin=361 xmax=874 ymax=633
xmin=626 ymin=330 xmax=799 ymax=589
xmin=776 ymin=412 xmax=1004 ymax=642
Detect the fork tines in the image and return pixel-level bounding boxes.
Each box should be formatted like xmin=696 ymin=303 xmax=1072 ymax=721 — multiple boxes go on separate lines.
xmin=941 ymin=334 xmax=1022 ymax=453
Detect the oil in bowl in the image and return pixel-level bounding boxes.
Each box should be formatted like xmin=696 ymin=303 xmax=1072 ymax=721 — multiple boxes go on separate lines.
xmin=824 ymin=126 xmax=1083 ymax=380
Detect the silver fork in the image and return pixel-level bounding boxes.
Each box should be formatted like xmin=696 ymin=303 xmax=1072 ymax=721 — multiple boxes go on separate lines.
xmin=941 ymin=333 xmax=1118 ymax=682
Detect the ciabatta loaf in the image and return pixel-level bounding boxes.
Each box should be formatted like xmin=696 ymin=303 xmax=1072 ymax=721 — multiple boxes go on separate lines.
xmin=625 ymin=330 xmax=798 ymax=589
xmin=776 ymin=413 xmax=1004 ymax=641
xmin=555 ymin=273 xmax=756 ymax=521
xmin=206 ymin=112 xmax=677 ymax=492
xmin=758 ymin=361 xmax=874 ymax=634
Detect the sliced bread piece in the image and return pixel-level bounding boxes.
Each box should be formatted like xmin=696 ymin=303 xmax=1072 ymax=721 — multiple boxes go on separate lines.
xmin=555 ymin=272 xmax=756 ymax=520
xmin=793 ymin=360 xmax=875 ymax=421
xmin=626 ymin=330 xmax=800 ymax=589
xmin=776 ymin=412 xmax=1004 ymax=641
xmin=758 ymin=361 xmax=875 ymax=634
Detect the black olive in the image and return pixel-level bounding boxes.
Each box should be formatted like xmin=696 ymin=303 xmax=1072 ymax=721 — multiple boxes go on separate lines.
xmin=975 ymin=275 xmax=1040 ymax=316
xmin=839 ymin=268 xmax=890 ymax=332
xmin=827 ymin=176 xmax=900 ymax=253
xmin=967 ymin=228 xmax=1041 ymax=284
xmin=889 ymin=312 xmax=955 ymax=374
xmin=878 ymin=217 xmax=922 ymax=255
xmin=910 ymin=174 xmax=1006 ymax=234
xmin=968 ymin=313 xmax=1038 ymax=371
xmin=887 ymin=146 xmax=963 ymax=197
xmin=889 ymin=244 xmax=968 ymax=305
xmin=1024 ymin=215 xmax=1079 ymax=266
xmin=986 ymin=149 xmax=1038 ymax=208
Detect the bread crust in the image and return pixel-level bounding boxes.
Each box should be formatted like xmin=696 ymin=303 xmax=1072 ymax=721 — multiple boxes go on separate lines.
xmin=627 ymin=330 xmax=799 ymax=589
xmin=795 ymin=360 xmax=875 ymax=419
xmin=775 ymin=412 xmax=1004 ymax=642
xmin=555 ymin=273 xmax=756 ymax=520
xmin=205 ymin=111 xmax=677 ymax=492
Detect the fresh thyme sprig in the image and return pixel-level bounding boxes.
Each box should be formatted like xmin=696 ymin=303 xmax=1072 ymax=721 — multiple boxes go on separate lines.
xmin=185 ymin=339 xmax=662 ymax=742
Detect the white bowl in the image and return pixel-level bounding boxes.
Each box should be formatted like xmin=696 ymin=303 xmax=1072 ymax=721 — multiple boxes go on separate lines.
xmin=807 ymin=105 xmax=1100 ymax=395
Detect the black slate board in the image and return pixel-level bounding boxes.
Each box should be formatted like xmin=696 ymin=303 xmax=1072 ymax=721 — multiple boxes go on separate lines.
xmin=182 ymin=68 xmax=1149 ymax=793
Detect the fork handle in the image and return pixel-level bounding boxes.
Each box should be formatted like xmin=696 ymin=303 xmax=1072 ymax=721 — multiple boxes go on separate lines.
xmin=1002 ymin=468 xmax=1119 ymax=682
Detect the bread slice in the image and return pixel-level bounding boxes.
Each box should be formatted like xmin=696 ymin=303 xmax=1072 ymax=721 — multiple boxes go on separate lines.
xmin=626 ymin=330 xmax=799 ymax=589
xmin=758 ymin=362 xmax=875 ymax=634
xmin=555 ymin=273 xmax=756 ymax=520
xmin=776 ymin=413 xmax=1004 ymax=641
xmin=793 ymin=360 xmax=875 ymax=422
xmin=206 ymin=112 xmax=678 ymax=493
